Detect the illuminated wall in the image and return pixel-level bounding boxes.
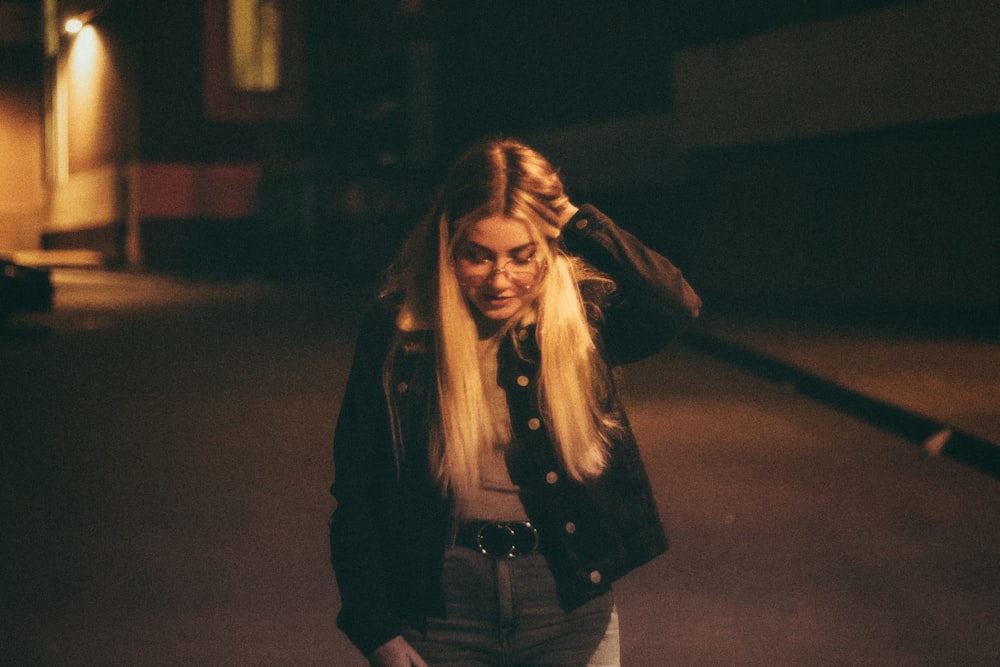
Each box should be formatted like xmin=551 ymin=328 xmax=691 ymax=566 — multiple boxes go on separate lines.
xmin=42 ymin=17 xmax=133 ymax=261
xmin=63 ymin=25 xmax=133 ymax=172
xmin=0 ymin=2 xmax=45 ymax=252
xmin=44 ymin=0 xmax=281 ymax=269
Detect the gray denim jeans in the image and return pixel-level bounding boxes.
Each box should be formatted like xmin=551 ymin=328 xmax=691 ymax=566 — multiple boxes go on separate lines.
xmin=402 ymin=546 xmax=620 ymax=666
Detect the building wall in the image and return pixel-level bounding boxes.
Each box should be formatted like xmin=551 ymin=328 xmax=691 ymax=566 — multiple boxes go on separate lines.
xmin=669 ymin=0 xmax=1000 ymax=149
xmin=679 ymin=118 xmax=999 ymax=321
xmin=539 ymin=0 xmax=999 ymax=326
xmin=41 ymin=10 xmax=137 ymax=263
xmin=0 ymin=2 xmax=45 ymax=254
xmin=669 ymin=0 xmax=1000 ymax=323
xmin=42 ymin=0 xmax=286 ymax=272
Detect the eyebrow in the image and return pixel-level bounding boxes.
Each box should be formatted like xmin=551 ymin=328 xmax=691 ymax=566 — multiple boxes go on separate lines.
xmin=462 ymin=240 xmax=537 ymax=256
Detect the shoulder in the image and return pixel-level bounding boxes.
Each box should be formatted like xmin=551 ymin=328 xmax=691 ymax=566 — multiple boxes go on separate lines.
xmin=347 ymin=299 xmax=403 ymax=369
xmin=355 ymin=297 xmax=436 ymax=365
xmin=355 ymin=298 xmax=399 ymax=341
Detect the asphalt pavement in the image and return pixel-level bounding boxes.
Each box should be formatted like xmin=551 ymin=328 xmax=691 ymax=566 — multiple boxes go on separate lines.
xmin=2 ymin=269 xmax=998 ymax=666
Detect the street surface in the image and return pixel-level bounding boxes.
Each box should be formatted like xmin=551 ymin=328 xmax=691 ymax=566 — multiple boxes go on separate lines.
xmin=2 ymin=271 xmax=998 ymax=665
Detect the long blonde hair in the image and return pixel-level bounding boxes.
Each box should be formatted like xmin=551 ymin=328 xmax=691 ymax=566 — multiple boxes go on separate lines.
xmin=382 ymin=139 xmax=621 ymax=516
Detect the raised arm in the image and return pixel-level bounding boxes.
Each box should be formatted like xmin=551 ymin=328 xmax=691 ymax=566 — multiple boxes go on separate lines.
xmin=560 ymin=204 xmax=702 ymax=364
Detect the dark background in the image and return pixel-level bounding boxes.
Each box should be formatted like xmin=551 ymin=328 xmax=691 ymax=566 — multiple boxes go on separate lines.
xmin=2 ymin=0 xmax=996 ymax=332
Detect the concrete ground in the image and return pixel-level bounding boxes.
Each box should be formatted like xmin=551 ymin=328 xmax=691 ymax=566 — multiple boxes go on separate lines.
xmin=2 ymin=269 xmax=999 ymax=666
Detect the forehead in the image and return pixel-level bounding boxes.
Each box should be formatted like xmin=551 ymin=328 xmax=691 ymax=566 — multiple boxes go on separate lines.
xmin=460 ymin=216 xmax=534 ymax=252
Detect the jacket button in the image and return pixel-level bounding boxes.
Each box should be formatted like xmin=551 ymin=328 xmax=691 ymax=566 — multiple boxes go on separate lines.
xmin=516 ymin=375 xmax=530 ymax=387
xmin=545 ymin=471 xmax=559 ymax=485
xmin=517 ymin=328 xmax=529 ymax=341
xmin=564 ymin=521 xmax=576 ymax=534
xmin=396 ymin=381 xmax=408 ymax=393
xmin=589 ymin=570 xmax=602 ymax=584
xmin=527 ymin=418 xmax=541 ymax=431
xmin=575 ymin=218 xmax=589 ymax=230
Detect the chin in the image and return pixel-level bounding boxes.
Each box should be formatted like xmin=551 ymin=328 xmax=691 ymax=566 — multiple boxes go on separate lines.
xmin=471 ymin=300 xmax=524 ymax=328
xmin=480 ymin=307 xmax=519 ymax=321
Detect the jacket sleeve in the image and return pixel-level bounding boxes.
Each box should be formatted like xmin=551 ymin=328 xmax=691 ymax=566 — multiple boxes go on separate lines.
xmin=328 ymin=307 xmax=401 ymax=656
xmin=561 ymin=203 xmax=702 ymax=364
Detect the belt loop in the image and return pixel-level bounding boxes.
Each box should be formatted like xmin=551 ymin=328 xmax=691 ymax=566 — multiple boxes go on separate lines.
xmin=446 ymin=513 xmax=460 ymax=548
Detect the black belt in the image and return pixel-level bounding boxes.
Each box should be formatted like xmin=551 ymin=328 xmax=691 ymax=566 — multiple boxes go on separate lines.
xmin=455 ymin=521 xmax=540 ymax=558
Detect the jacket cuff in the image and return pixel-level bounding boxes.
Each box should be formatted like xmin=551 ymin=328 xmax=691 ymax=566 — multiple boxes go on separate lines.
xmin=336 ymin=608 xmax=402 ymax=657
xmin=562 ymin=203 xmax=605 ymax=240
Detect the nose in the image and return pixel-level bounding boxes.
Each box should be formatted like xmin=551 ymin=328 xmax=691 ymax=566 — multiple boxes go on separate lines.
xmin=485 ymin=266 xmax=514 ymax=288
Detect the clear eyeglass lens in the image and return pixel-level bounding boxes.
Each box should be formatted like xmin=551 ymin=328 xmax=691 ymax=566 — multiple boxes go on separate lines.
xmin=457 ymin=257 xmax=541 ymax=289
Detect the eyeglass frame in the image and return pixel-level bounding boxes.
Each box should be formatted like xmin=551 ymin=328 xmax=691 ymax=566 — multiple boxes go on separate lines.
xmin=451 ymin=253 xmax=547 ymax=290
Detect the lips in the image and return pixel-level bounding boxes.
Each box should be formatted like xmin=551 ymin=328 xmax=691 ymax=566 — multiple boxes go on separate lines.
xmin=465 ymin=285 xmax=524 ymax=321
xmin=483 ymin=295 xmax=513 ymax=309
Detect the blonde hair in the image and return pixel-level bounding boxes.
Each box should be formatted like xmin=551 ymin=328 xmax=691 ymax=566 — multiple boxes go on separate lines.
xmin=382 ymin=138 xmax=621 ymax=516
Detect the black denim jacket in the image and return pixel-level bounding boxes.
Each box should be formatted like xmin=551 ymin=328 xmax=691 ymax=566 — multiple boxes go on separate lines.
xmin=329 ymin=205 xmax=701 ymax=655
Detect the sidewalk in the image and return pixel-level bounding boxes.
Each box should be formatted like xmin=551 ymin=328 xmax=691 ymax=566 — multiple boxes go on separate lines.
xmin=686 ymin=313 xmax=1000 ymax=480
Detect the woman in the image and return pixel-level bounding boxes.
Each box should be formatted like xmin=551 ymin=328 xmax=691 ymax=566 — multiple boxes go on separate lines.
xmin=329 ymin=139 xmax=701 ymax=666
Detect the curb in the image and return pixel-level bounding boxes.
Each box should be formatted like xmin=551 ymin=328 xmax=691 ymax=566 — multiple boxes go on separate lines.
xmin=7 ymin=250 xmax=107 ymax=270
xmin=683 ymin=329 xmax=1000 ymax=481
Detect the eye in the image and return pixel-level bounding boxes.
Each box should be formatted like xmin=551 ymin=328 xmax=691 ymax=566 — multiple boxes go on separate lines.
xmin=510 ymin=246 xmax=538 ymax=265
xmin=457 ymin=246 xmax=493 ymax=264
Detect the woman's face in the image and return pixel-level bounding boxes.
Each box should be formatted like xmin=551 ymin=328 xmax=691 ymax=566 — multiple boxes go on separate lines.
xmin=453 ymin=215 xmax=543 ymax=325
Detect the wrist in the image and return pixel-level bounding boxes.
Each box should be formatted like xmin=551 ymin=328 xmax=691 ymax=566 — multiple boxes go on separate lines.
xmin=556 ymin=202 xmax=579 ymax=229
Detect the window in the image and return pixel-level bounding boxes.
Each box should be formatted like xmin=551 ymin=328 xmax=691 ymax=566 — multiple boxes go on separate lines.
xmin=228 ymin=0 xmax=281 ymax=92
xmin=203 ymin=0 xmax=302 ymax=120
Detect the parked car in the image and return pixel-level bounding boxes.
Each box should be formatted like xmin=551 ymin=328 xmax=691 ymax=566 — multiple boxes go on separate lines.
xmin=0 ymin=258 xmax=54 ymax=321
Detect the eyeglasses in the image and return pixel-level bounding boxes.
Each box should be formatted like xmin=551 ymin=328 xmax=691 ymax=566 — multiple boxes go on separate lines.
xmin=453 ymin=253 xmax=545 ymax=291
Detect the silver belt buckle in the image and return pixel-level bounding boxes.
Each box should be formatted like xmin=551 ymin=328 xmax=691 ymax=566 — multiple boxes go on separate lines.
xmin=475 ymin=521 xmax=539 ymax=558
